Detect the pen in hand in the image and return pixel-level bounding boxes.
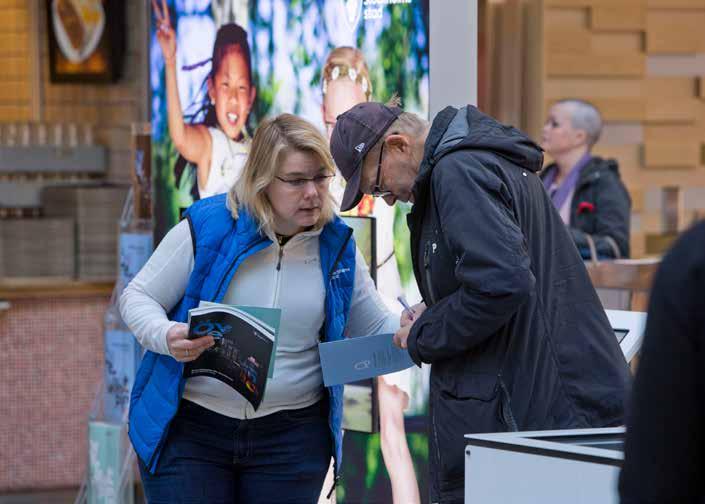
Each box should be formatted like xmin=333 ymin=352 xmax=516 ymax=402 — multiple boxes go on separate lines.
xmin=397 ymin=295 xmax=416 ymax=320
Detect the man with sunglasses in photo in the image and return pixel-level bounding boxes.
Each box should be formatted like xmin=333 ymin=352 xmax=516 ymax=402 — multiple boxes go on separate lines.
xmin=330 ymin=100 xmax=630 ymax=504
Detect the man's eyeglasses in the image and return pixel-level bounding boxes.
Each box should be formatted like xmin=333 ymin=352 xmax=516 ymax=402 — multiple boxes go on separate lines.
xmin=371 ymin=142 xmax=392 ymax=198
xmin=275 ymin=174 xmax=334 ymax=189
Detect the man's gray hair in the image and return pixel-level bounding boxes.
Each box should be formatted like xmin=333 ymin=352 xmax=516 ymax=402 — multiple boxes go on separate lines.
xmin=558 ymin=99 xmax=603 ymax=147
xmin=383 ymin=95 xmax=429 ymax=139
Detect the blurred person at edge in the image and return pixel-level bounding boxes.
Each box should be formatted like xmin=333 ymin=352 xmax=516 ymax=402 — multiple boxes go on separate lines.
xmin=330 ymin=99 xmax=631 ymax=504
xmin=541 ymin=99 xmax=631 ymax=259
xmin=120 ymin=114 xmax=399 ymax=503
xmin=619 ymin=220 xmax=705 ymax=503
xmin=320 ymin=46 xmax=420 ymax=504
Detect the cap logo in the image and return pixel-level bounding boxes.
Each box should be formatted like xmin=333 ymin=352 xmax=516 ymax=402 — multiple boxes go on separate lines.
xmin=354 ymin=142 xmax=365 ymax=153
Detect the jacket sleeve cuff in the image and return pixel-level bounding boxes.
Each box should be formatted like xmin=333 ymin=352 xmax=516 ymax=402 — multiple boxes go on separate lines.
xmin=406 ymin=323 xmax=425 ymax=367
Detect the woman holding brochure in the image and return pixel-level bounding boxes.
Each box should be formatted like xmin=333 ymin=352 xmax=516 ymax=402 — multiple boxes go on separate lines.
xmin=120 ymin=114 xmax=399 ymax=503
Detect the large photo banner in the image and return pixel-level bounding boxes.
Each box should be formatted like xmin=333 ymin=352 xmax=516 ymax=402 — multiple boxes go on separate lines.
xmin=150 ymin=1 xmax=430 ymax=501
xmin=151 ymin=0 xmax=429 ymax=239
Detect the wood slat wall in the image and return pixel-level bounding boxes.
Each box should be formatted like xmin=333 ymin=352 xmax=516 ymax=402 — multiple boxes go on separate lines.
xmin=0 ymin=1 xmax=147 ymax=183
xmin=542 ymin=0 xmax=705 ymax=256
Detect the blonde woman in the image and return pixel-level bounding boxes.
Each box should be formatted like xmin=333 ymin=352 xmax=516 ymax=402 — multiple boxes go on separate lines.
xmin=321 ymin=46 xmax=421 ymax=504
xmin=120 ymin=114 xmax=398 ymax=503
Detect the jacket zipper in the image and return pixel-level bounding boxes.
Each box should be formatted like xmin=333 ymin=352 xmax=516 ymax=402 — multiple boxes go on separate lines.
xmin=328 ymin=228 xmax=354 ymax=278
xmin=273 ymin=244 xmax=284 ymax=318
xmin=431 ymin=395 xmax=443 ymax=491
xmin=423 ymin=241 xmax=438 ymax=305
xmin=276 ymin=245 xmax=284 ymax=271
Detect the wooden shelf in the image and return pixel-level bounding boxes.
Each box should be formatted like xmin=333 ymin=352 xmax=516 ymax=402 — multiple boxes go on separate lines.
xmin=0 ymin=278 xmax=114 ymax=300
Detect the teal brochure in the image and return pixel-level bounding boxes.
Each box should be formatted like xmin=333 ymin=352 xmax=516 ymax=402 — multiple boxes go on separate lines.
xmin=318 ymin=333 xmax=415 ymax=387
xmin=198 ymin=302 xmax=281 ymax=378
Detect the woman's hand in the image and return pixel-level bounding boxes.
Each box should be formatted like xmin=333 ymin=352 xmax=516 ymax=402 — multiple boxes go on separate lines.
xmin=166 ymin=322 xmax=214 ymax=362
xmin=400 ymin=302 xmax=426 ymax=328
xmin=152 ymin=0 xmax=176 ymax=65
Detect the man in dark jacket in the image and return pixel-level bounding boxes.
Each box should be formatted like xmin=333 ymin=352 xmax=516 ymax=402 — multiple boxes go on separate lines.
xmin=541 ymin=99 xmax=631 ymax=259
xmin=331 ymin=102 xmax=631 ymax=503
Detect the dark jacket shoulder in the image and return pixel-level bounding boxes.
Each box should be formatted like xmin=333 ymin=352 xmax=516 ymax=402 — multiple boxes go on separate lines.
xmin=542 ymin=156 xmax=631 ymax=259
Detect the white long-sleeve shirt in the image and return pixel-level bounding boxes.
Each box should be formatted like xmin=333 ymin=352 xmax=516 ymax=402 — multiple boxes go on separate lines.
xmin=120 ymin=219 xmax=398 ymax=419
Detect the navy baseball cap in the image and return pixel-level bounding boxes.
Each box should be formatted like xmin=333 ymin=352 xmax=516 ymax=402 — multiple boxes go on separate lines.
xmin=330 ymin=102 xmax=402 ymax=212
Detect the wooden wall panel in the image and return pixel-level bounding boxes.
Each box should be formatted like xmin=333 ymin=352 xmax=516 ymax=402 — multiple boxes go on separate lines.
xmin=699 ymin=76 xmax=705 ymax=98
xmin=592 ymin=98 xmax=646 ymax=121
xmin=646 ymin=11 xmax=705 ymax=54
xmin=546 ymin=98 xmax=645 ymax=121
xmin=644 ymin=125 xmax=701 ymax=143
xmin=545 ymin=8 xmax=587 ymax=30
xmin=591 ymin=144 xmax=643 ymax=169
xmin=547 ymin=52 xmax=645 ymax=77
xmin=546 ymin=27 xmax=591 ymax=52
xmin=645 ymin=77 xmax=698 ymax=97
xmin=591 ymin=33 xmax=644 ymax=52
xmin=591 ymin=5 xmax=645 ymax=31
xmin=545 ymin=78 xmax=646 ymax=98
xmin=644 ymin=142 xmax=700 ymax=168
xmin=647 ymin=0 xmax=705 ymax=7
xmin=546 ymin=0 xmax=640 ymax=6
xmin=645 ymin=98 xmax=699 ymax=123
xmin=631 ymin=190 xmax=645 ymax=212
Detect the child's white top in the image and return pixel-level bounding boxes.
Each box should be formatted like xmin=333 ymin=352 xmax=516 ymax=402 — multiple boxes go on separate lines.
xmin=198 ymin=127 xmax=249 ymax=198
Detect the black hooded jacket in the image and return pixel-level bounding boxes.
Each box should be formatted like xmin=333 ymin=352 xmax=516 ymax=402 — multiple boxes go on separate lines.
xmin=405 ymin=106 xmax=630 ymax=501
xmin=541 ymin=157 xmax=631 ymax=259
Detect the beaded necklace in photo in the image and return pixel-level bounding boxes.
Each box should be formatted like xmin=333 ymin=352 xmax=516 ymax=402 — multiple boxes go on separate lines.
xmin=322 ymin=64 xmax=372 ymax=100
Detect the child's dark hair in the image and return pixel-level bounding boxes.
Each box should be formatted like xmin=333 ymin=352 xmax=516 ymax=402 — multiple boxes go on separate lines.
xmin=174 ymin=23 xmax=254 ymax=199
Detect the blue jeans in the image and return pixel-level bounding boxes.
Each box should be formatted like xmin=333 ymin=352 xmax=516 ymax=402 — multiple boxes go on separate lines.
xmin=138 ymin=398 xmax=332 ymax=503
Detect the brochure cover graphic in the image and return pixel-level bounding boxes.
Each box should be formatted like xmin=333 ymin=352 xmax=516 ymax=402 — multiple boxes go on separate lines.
xmin=185 ymin=303 xmax=280 ymax=410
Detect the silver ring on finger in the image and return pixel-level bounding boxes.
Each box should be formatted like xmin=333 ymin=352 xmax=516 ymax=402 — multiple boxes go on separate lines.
xmin=185 ymin=349 xmax=190 ymax=357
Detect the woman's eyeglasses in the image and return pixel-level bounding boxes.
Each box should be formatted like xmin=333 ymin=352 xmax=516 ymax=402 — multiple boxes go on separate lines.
xmin=275 ymin=174 xmax=334 ymax=189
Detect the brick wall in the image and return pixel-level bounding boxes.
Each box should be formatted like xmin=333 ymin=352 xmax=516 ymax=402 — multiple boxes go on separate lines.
xmin=0 ymin=0 xmax=148 ymax=183
xmin=0 ymin=296 xmax=109 ymax=492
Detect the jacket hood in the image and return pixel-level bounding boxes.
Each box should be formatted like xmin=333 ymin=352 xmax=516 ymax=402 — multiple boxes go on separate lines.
xmin=414 ymin=106 xmax=543 ymax=197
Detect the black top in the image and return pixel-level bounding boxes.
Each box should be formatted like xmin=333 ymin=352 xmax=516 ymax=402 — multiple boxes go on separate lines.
xmin=619 ymin=220 xmax=705 ymax=503
xmin=404 ymin=105 xmax=630 ymax=501
xmin=541 ymin=157 xmax=631 ymax=259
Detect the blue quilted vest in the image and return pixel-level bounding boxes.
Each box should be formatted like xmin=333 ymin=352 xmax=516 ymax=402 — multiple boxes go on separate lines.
xmin=128 ymin=194 xmax=355 ymax=478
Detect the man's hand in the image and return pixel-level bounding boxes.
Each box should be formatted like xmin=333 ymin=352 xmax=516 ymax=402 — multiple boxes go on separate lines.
xmin=400 ymin=302 xmax=426 ymax=328
xmin=393 ymin=324 xmax=411 ymax=349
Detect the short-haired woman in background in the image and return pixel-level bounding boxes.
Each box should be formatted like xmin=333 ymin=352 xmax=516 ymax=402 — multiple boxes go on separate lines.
xmin=541 ymin=99 xmax=631 ymax=260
